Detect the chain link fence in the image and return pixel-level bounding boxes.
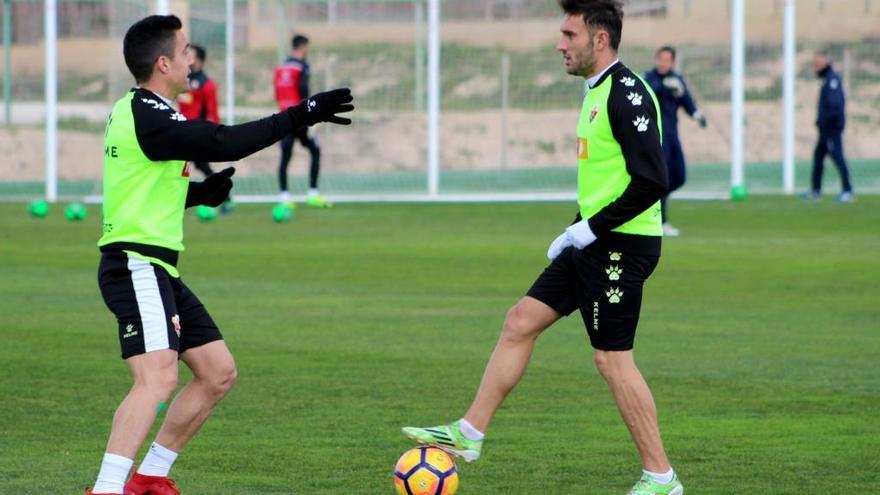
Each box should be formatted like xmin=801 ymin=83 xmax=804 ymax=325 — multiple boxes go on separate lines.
xmin=1 ymin=0 xmax=878 ymax=199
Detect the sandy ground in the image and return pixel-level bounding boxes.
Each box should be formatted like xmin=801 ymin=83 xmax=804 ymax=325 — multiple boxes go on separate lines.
xmin=2 ymin=101 xmax=877 ymax=183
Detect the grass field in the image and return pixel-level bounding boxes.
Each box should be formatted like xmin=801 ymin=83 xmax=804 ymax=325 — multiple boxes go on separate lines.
xmin=1 ymin=197 xmax=878 ymax=494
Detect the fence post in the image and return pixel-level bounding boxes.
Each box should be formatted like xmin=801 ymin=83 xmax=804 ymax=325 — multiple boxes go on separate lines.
xmin=45 ymin=0 xmax=57 ymax=202
xmin=782 ymin=0 xmax=796 ymax=194
xmin=730 ymin=0 xmax=746 ymax=198
xmin=426 ymin=0 xmax=440 ymax=196
xmin=3 ymin=0 xmax=11 ymax=126
xmin=225 ymin=0 xmax=235 ymax=124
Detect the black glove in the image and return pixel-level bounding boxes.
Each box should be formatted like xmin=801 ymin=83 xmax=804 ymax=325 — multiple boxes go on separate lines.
xmin=289 ymin=88 xmax=355 ymax=127
xmin=185 ymin=167 xmax=235 ymax=208
xmin=694 ymin=110 xmax=708 ymax=129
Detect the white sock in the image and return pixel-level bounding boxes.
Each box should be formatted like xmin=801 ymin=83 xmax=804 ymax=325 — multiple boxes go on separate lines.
xmin=458 ymin=418 xmax=485 ymax=441
xmin=280 ymin=190 xmax=291 ymax=203
xmin=136 ymin=442 xmax=178 ymax=477
xmin=92 ymin=453 xmax=133 ymax=494
xmin=644 ymin=467 xmax=675 ymax=484
xmin=307 ymin=188 xmax=319 ymax=198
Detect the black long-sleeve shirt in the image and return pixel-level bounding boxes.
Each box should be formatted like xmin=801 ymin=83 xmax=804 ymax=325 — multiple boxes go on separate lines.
xmin=131 ymin=87 xmax=303 ymax=163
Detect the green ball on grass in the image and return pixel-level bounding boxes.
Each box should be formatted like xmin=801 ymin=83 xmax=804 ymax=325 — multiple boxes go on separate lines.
xmin=196 ymin=205 xmax=217 ymax=222
xmin=272 ymin=203 xmax=293 ymax=223
xmin=65 ymin=202 xmax=88 ymax=221
xmin=29 ymin=200 xmax=49 ymax=218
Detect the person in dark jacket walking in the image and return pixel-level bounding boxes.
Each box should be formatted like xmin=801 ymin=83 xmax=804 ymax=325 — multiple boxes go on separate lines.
xmin=643 ymin=46 xmax=706 ymax=236
xmin=805 ymin=50 xmax=854 ymax=202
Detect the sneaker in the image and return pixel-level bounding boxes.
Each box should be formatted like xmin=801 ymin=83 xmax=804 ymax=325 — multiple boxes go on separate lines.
xmin=401 ymin=420 xmax=482 ymax=462
xmin=662 ymin=223 xmax=680 ymax=237
xmin=124 ymin=472 xmax=181 ymax=495
xmin=801 ymin=190 xmax=822 ymax=200
xmin=837 ymin=191 xmax=855 ymax=203
xmin=627 ymin=473 xmax=684 ymax=495
xmin=306 ymin=194 xmax=332 ymax=208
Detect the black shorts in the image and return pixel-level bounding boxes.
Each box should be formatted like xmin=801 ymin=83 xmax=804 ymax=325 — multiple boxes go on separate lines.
xmin=98 ymin=251 xmax=223 ymax=359
xmin=527 ymin=237 xmax=660 ymax=351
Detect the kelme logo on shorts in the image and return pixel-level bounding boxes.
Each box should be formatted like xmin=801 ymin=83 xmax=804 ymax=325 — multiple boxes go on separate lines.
xmin=123 ymin=324 xmax=138 ymax=339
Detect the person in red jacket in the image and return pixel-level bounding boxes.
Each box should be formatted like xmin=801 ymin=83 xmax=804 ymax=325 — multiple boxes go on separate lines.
xmin=274 ymin=34 xmax=328 ymax=208
xmin=178 ymin=44 xmax=219 ymax=178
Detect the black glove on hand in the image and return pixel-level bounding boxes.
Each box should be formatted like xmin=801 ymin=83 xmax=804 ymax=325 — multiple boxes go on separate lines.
xmin=289 ymin=88 xmax=355 ymax=127
xmin=186 ymin=167 xmax=235 ymax=208
xmin=694 ymin=110 xmax=708 ymax=129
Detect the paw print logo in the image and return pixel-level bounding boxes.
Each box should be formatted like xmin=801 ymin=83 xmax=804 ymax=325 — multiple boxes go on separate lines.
xmin=606 ymin=265 xmax=623 ymax=281
xmin=609 ymin=252 xmax=622 ymax=261
xmin=620 ymin=76 xmax=636 ymax=87
xmin=632 ymin=116 xmax=650 ymax=132
xmin=626 ymin=92 xmax=643 ymax=106
xmin=606 ymin=287 xmax=624 ymax=304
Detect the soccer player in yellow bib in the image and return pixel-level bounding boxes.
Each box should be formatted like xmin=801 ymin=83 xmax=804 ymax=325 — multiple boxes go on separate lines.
xmin=403 ymin=2 xmax=682 ymax=493
xmin=86 ymin=14 xmax=353 ymax=495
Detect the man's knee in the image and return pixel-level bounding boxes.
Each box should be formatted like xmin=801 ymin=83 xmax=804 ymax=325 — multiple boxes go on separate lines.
xmin=135 ymin=366 xmax=178 ymax=401
xmin=501 ymin=304 xmax=542 ymax=344
xmin=203 ymin=362 xmax=238 ymax=398
xmin=593 ymin=350 xmax=635 ymax=380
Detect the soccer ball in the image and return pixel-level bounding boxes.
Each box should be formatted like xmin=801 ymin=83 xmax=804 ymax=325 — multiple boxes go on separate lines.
xmin=28 ymin=200 xmax=49 ymax=218
xmin=394 ymin=446 xmax=459 ymax=495
xmin=272 ymin=203 xmax=293 ymax=223
xmin=65 ymin=202 xmax=87 ymax=221
xmin=196 ymin=205 xmax=217 ymax=222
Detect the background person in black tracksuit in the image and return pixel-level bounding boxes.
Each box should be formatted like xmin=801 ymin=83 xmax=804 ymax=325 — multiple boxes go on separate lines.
xmin=805 ymin=50 xmax=855 ymax=202
xmin=643 ymin=46 xmax=706 ymax=237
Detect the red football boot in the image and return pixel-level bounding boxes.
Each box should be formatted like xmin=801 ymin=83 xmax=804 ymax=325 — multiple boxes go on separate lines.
xmin=124 ymin=472 xmax=182 ymax=495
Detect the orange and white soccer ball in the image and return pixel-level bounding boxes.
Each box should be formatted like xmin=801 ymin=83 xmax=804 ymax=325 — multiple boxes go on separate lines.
xmin=394 ymin=446 xmax=459 ymax=495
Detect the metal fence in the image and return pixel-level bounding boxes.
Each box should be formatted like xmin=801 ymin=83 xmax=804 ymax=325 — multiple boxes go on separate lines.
xmin=1 ymin=0 xmax=879 ymax=201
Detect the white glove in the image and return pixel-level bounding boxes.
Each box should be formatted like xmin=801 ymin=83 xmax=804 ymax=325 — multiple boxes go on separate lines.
xmin=546 ymin=232 xmax=571 ymax=260
xmin=565 ymin=220 xmax=597 ymax=249
xmin=662 ymin=76 xmax=685 ymax=98
xmin=546 ymin=221 xmax=597 ymax=260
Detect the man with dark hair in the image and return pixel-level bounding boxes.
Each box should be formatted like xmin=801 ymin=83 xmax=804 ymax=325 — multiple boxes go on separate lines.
xmin=644 ymin=45 xmax=707 ymax=236
xmin=86 ymin=14 xmax=353 ymax=495
xmin=805 ymin=50 xmax=854 ymax=202
xmin=274 ymin=34 xmax=327 ymax=208
xmin=402 ymin=1 xmax=683 ymax=493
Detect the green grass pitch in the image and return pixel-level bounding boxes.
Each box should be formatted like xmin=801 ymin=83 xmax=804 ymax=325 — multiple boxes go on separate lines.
xmin=1 ymin=197 xmax=878 ymax=494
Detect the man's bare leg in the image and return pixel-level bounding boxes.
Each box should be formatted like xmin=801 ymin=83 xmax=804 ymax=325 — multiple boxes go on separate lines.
xmin=594 ymin=349 xmax=670 ymax=473
xmin=92 ymin=349 xmax=178 ymax=493
xmin=463 ymin=297 xmax=560 ymax=432
xmin=153 ymin=340 xmax=237 ymax=452
xmin=106 ymin=350 xmax=179 ymax=458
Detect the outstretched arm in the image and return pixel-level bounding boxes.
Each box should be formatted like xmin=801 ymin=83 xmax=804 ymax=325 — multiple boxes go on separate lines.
xmin=133 ymin=88 xmax=354 ymax=163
